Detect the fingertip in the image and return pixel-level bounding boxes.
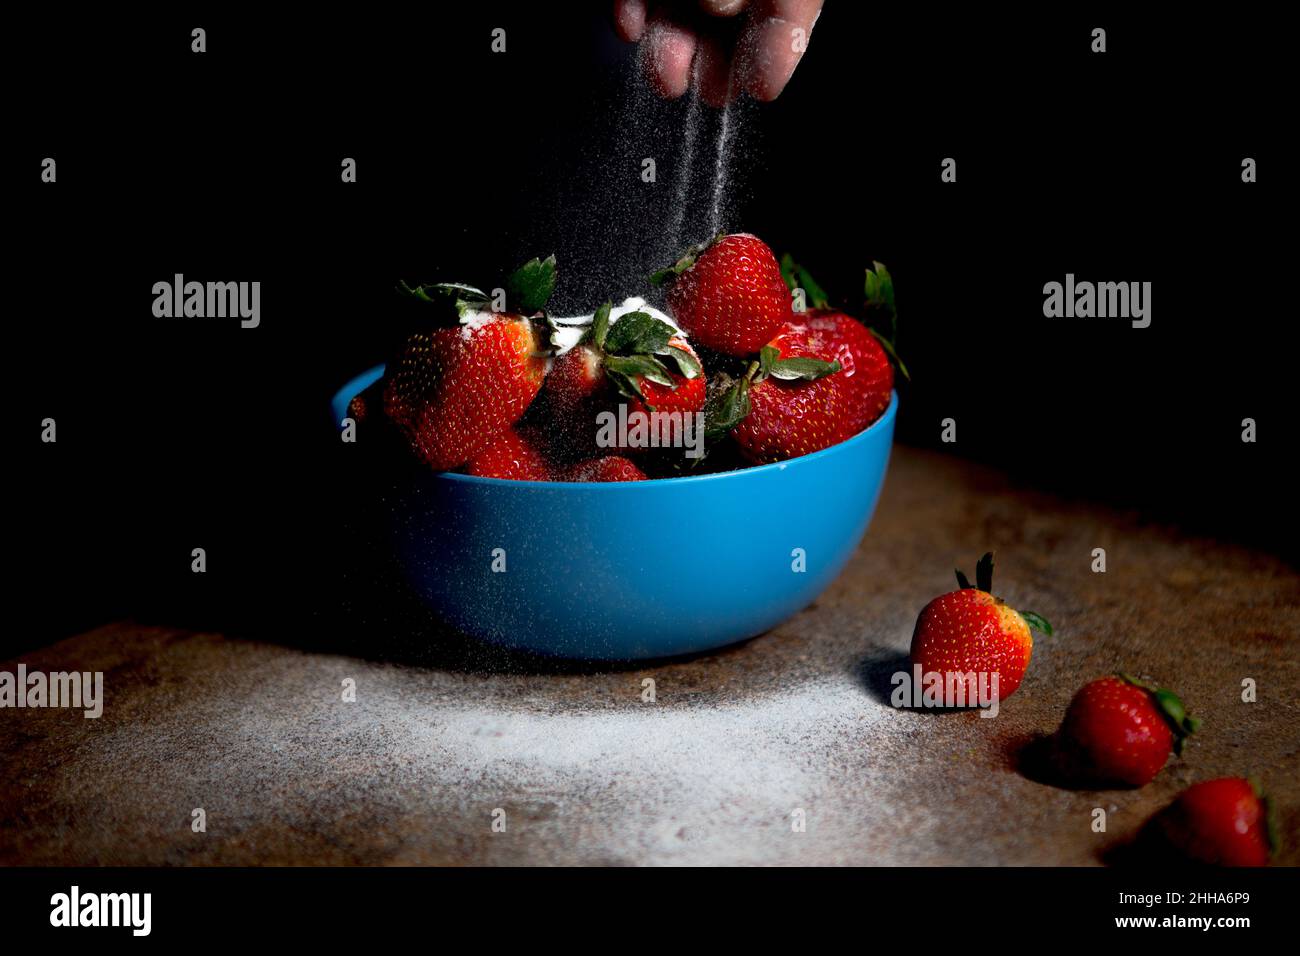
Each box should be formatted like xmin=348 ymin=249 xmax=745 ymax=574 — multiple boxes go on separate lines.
xmin=613 ymin=0 xmax=648 ymax=42
xmin=738 ymin=0 xmax=821 ymax=101
xmin=736 ymin=23 xmax=795 ymax=100
xmin=642 ymin=19 xmax=697 ymax=99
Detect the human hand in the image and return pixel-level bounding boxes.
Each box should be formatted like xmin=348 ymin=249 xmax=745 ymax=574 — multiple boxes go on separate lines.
xmin=613 ymin=0 xmax=824 ymax=106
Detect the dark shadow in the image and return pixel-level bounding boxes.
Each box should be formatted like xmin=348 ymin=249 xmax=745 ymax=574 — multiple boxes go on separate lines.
xmin=1013 ymin=732 xmax=1149 ymax=792
xmin=131 ymin=506 xmax=772 ymax=677
xmin=853 ymin=651 xmax=985 ymax=715
xmin=1014 ymin=733 xmax=1060 ymax=786
xmin=232 ymin=570 xmax=749 ymax=677
xmin=1100 ymin=817 xmax=1184 ymax=867
xmin=854 ymin=651 xmax=909 ymax=706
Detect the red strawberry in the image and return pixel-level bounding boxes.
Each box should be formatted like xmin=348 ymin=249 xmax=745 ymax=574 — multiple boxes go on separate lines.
xmin=798 ymin=310 xmax=893 ymax=440
xmin=400 ymin=316 xmax=546 ymax=471
xmin=710 ymin=256 xmax=903 ymax=463
xmin=908 ymin=552 xmax=1052 ymax=705
xmin=382 ymin=261 xmax=558 ymax=472
xmin=653 ymin=234 xmax=791 ymax=356
xmin=546 ymin=342 xmax=606 ymax=410
xmin=1155 ymin=778 xmax=1274 ymax=866
xmin=383 ymin=329 xmax=439 ymax=428
xmin=626 ymin=336 xmax=706 ymax=418
xmin=728 ymin=321 xmax=847 ymax=463
xmin=346 ymin=380 xmax=381 ymax=425
xmin=540 ymin=302 xmax=706 ymax=459
xmin=561 ymin=456 xmax=647 ymax=482
xmin=1051 ymin=675 xmax=1199 ymax=787
xmin=464 ymin=427 xmax=552 ymax=481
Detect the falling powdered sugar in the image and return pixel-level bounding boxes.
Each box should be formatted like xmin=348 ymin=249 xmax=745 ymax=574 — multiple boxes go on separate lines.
xmin=518 ymin=44 xmax=755 ymax=315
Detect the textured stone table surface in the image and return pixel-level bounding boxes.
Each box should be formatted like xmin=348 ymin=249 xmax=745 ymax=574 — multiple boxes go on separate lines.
xmin=3 ymin=447 xmax=1296 ymax=866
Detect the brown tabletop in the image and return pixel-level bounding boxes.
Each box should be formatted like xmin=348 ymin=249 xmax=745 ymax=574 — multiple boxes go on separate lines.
xmin=3 ymin=446 xmax=1296 ymax=866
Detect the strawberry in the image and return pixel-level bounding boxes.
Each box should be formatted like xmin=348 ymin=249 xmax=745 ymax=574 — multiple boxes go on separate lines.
xmin=401 ymin=315 xmax=546 ymax=471
xmin=346 ymin=380 xmax=381 ymax=425
xmin=1154 ymin=778 xmax=1274 ymax=866
xmin=1051 ymin=675 xmax=1200 ymax=787
xmin=725 ymin=333 xmax=844 ymax=463
xmin=707 ymin=257 xmax=903 ymax=463
xmin=798 ymin=310 xmax=893 ymax=440
xmin=626 ymin=335 xmax=705 ymax=418
xmin=652 ymin=234 xmax=791 ymax=356
xmin=725 ymin=311 xmax=891 ymax=463
xmin=561 ymin=456 xmax=647 ymax=482
xmin=908 ymin=552 xmax=1052 ymax=705
xmin=464 ymin=426 xmax=552 ymax=481
xmin=545 ymin=341 xmax=606 ymax=410
xmin=539 ymin=302 xmax=706 ymax=460
xmin=382 ymin=258 xmax=557 ymax=472
xmin=383 ymin=328 xmax=439 ymax=428
xmin=778 ymin=254 xmax=910 ymax=384
xmin=546 ymin=302 xmax=705 ymax=416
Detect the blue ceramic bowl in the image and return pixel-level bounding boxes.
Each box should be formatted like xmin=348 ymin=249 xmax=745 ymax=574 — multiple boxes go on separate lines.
xmin=334 ymin=366 xmax=895 ymax=660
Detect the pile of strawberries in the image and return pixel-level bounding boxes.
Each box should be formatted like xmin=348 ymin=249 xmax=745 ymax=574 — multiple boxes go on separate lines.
xmin=347 ymin=234 xmax=899 ymax=481
xmin=907 ymin=552 xmax=1276 ymax=866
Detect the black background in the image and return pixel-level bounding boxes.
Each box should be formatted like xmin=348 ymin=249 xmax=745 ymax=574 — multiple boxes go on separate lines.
xmin=0 ymin=864 xmax=1293 ymax=941
xmin=9 ymin=4 xmax=1291 ymax=655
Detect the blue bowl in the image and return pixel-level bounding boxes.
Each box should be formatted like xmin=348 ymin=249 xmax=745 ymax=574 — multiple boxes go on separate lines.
xmin=334 ymin=367 xmax=896 ymax=660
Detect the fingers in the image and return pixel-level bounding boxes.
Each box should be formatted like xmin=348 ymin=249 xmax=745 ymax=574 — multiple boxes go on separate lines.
xmin=736 ymin=0 xmax=823 ymax=101
xmin=613 ymin=0 xmax=648 ymax=42
xmin=619 ymin=0 xmax=819 ymax=105
xmin=641 ymin=14 xmax=698 ymax=99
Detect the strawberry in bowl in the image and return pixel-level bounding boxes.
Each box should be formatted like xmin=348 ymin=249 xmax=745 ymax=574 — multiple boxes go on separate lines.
xmin=333 ymin=245 xmax=899 ymax=659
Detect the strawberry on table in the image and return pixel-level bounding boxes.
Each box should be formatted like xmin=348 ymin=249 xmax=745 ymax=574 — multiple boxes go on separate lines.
xmin=652 ymin=233 xmax=791 ymax=356
xmin=908 ymin=552 xmax=1052 ymax=705
xmin=1154 ymin=777 xmax=1275 ymax=866
xmin=464 ymin=427 xmax=552 ymax=481
xmin=1051 ymin=674 xmax=1199 ymax=787
xmin=381 ymin=257 xmax=557 ymax=472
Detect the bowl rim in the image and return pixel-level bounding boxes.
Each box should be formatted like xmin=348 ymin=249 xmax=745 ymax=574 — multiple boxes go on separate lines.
xmin=333 ymin=364 xmax=896 ymax=489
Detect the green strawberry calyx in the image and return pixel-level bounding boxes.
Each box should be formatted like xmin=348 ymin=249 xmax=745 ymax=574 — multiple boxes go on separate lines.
xmin=779 ymin=252 xmax=831 ymax=310
xmin=398 ymin=254 xmax=559 ymax=327
xmin=776 ymin=255 xmax=911 ymax=382
xmin=1117 ymin=673 xmax=1201 ymax=754
xmin=397 ymin=256 xmax=562 ymax=362
xmin=505 ymin=254 xmax=558 ymax=315
xmin=703 ymin=346 xmax=841 ymax=440
xmin=579 ymin=301 xmax=699 ymax=412
xmin=397 ymin=279 xmax=490 ymax=319
xmin=863 ymin=261 xmax=910 ymax=381
xmin=955 ymin=551 xmax=1054 ymax=636
xmin=648 ymin=237 xmax=722 ymax=287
